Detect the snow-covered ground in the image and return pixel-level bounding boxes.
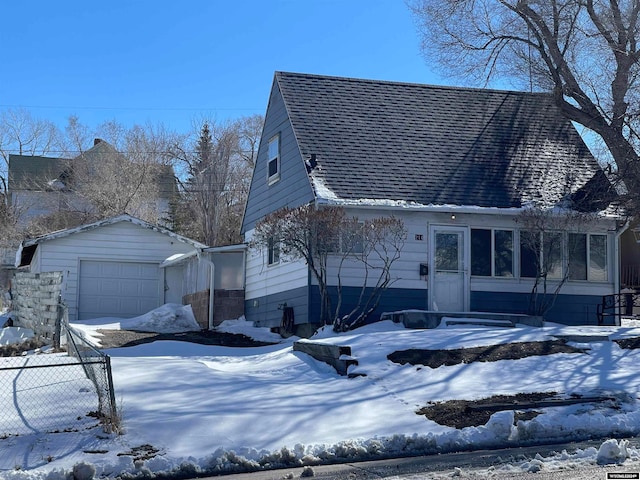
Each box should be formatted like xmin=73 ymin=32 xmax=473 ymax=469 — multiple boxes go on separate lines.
xmin=4 ymin=307 xmax=640 ymax=479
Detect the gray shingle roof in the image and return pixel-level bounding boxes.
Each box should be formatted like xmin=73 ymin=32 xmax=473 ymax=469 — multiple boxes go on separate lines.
xmin=9 ymin=155 xmax=72 ymax=190
xmin=9 ymin=140 xmax=177 ymax=200
xmin=275 ymin=72 xmax=604 ymax=209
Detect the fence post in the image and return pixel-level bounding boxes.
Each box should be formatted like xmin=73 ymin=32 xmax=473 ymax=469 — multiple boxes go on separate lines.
xmin=105 ymin=356 xmax=118 ymax=431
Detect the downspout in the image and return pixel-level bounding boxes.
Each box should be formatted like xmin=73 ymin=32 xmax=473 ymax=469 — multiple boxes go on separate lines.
xmin=614 ymin=220 xmax=630 ymax=295
xmin=197 ymin=250 xmax=216 ymax=330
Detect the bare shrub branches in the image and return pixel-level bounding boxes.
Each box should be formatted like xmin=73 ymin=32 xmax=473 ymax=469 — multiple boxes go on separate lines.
xmin=516 ymin=206 xmax=598 ymax=315
xmin=252 ymin=205 xmax=406 ymax=330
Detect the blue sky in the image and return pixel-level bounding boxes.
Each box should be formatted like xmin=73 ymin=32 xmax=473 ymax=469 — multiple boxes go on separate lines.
xmin=1 ymin=1 xmax=446 ymax=134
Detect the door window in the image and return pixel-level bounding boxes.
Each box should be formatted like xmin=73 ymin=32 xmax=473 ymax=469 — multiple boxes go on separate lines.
xmin=435 ymin=232 xmax=460 ymax=271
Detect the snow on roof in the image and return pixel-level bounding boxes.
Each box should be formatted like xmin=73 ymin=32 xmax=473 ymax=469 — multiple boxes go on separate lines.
xmin=310 ymin=171 xmax=623 ymax=219
xmin=159 ymin=251 xmax=198 ymax=268
xmin=21 ymin=214 xmax=207 ymax=249
xmin=160 ymin=244 xmax=247 ymax=269
xmin=278 ymin=72 xmax=609 ymax=211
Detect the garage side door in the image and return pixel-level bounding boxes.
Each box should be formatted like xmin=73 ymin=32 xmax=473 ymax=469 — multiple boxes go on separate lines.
xmin=78 ymin=260 xmax=161 ymax=320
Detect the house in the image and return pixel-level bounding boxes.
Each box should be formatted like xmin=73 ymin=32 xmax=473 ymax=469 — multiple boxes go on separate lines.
xmin=8 ymin=138 xmax=177 ymax=228
xmin=241 ymin=72 xmax=624 ymax=335
xmin=16 ymin=214 xmax=206 ymax=321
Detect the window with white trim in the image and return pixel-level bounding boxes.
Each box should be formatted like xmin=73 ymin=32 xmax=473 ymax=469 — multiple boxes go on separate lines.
xmin=341 ymin=222 xmax=364 ymax=254
xmin=267 ymin=236 xmax=280 ymax=265
xmin=471 ymin=229 xmax=514 ymax=277
xmin=267 ymin=135 xmax=280 ymax=184
xmin=520 ymin=230 xmax=563 ymax=279
xmin=519 ymin=231 xmax=607 ymax=281
xmin=568 ymin=233 xmax=607 ymax=281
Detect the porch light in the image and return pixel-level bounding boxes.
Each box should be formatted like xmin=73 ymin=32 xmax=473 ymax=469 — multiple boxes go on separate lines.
xmin=450 ymin=213 xmax=456 ymax=220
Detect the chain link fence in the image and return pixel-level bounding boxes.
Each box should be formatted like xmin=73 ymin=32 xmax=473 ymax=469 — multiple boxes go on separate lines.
xmin=0 ymin=305 xmax=118 ymax=437
xmin=64 ymin=310 xmax=119 ymax=432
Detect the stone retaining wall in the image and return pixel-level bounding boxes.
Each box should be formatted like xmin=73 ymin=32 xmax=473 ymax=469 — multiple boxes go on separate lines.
xmin=12 ymin=271 xmax=64 ymax=345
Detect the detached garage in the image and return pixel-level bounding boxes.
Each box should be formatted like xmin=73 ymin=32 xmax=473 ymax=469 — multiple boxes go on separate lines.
xmin=16 ymin=215 xmax=205 ymax=321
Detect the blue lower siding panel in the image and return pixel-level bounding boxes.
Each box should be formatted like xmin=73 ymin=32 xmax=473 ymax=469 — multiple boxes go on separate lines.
xmin=245 ymin=286 xmax=309 ymax=328
xmin=246 ymin=286 xmax=603 ymax=328
xmin=309 ymin=286 xmax=429 ymax=325
xmin=470 ymin=291 xmax=603 ymax=326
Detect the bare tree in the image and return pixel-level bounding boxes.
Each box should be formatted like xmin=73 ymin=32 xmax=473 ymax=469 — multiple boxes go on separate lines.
xmin=251 ymin=205 xmax=406 ymax=331
xmin=63 ymin=115 xmax=93 ymax=156
xmin=71 ymin=141 xmax=163 ymax=221
xmin=516 ymin=207 xmax=597 ymax=316
xmin=174 ymin=122 xmax=234 ymax=246
xmin=57 ymin=118 xmax=182 ymax=228
xmin=410 ymin=0 xmax=640 ymax=209
xmin=0 ymin=109 xmax=64 ymax=243
xmin=174 ymin=116 xmax=263 ymax=246
xmin=236 ymin=114 xmax=264 ymax=169
xmin=0 ymin=108 xmax=63 ymax=166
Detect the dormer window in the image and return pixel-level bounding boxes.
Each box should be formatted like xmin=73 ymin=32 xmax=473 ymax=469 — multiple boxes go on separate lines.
xmin=267 ymin=135 xmax=280 ymax=184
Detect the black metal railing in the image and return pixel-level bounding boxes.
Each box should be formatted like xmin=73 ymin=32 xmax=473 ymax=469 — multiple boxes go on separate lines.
xmin=597 ymin=292 xmax=640 ymax=326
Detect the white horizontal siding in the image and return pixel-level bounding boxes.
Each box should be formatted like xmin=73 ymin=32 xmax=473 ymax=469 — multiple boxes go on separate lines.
xmin=244 ymin=209 xmax=618 ymax=304
xmin=34 ymin=221 xmax=197 ymax=320
xmin=244 ymin=230 xmax=308 ymax=300
xmin=323 ymin=210 xmax=431 ymax=290
xmin=321 ymin=209 xmax=618 ymax=295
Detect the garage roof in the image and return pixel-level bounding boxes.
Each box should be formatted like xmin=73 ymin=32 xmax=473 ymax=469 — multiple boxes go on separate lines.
xmin=16 ymin=214 xmax=207 ymax=268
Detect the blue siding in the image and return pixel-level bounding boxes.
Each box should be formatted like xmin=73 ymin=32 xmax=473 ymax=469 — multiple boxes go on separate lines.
xmin=247 ymin=285 xmax=604 ymax=328
xmin=308 ymin=286 xmax=429 ymax=325
xmin=244 ymin=285 xmax=310 ymax=328
xmin=241 ymin=79 xmax=315 ymax=234
xmin=470 ymin=291 xmax=602 ymax=325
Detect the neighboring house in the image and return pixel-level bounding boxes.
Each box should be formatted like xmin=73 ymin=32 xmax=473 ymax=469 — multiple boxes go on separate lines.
xmin=15 ymin=214 xmax=206 ymax=321
xmin=7 ymin=154 xmax=75 ymax=223
xmin=620 ymin=225 xmax=640 ymax=289
xmin=241 ymin=72 xmax=624 ymax=334
xmin=8 ymin=138 xmax=177 ymax=227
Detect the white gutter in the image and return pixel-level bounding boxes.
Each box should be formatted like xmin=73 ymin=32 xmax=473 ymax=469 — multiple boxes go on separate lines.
xmin=202 ymin=244 xmax=247 ymax=253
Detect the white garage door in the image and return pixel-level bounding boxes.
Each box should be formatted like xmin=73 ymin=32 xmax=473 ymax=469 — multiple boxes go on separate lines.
xmin=78 ymin=260 xmax=161 ymax=320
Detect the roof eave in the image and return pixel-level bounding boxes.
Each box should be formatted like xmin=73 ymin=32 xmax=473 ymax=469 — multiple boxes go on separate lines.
xmin=315 ymin=197 xmax=623 ymax=219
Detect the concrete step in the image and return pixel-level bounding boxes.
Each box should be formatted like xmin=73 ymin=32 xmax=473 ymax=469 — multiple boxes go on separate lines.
xmin=293 ymin=341 xmax=357 ymax=376
xmin=381 ymin=310 xmax=543 ymax=329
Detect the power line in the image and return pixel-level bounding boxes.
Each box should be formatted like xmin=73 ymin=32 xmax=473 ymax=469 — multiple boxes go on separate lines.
xmin=0 ymin=104 xmax=262 ymax=112
xmin=1 ymin=149 xmax=257 ymax=155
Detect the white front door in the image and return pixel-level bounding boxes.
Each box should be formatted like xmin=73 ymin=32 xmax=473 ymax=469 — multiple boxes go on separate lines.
xmin=430 ymin=226 xmax=468 ymax=312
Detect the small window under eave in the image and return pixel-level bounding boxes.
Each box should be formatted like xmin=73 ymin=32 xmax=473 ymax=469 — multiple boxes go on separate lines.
xmin=18 ymin=244 xmax=37 ymax=268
